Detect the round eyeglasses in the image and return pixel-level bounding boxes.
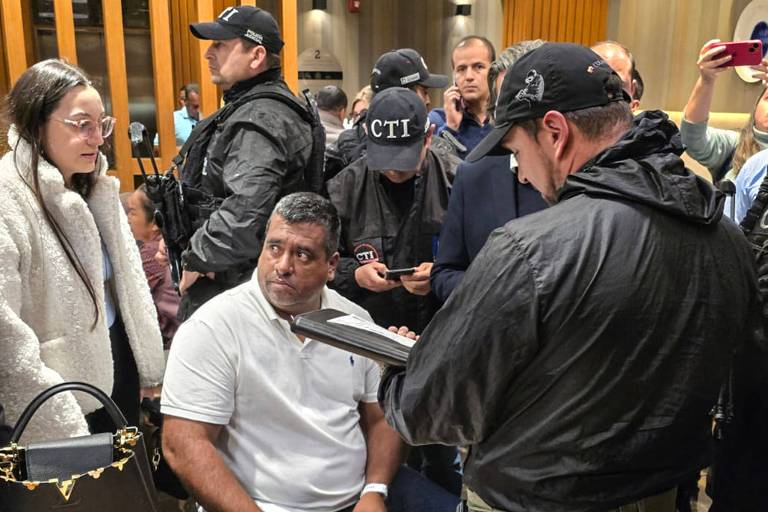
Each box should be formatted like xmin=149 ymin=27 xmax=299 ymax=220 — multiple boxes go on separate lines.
xmin=54 ymin=116 xmax=116 ymax=140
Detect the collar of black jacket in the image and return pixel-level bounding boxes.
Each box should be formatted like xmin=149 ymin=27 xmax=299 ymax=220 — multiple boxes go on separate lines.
xmin=557 ymin=110 xmax=724 ymax=226
xmin=223 ymin=67 xmax=283 ymax=104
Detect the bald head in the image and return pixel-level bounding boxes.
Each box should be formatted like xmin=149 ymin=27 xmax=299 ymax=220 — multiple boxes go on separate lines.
xmin=591 ymin=41 xmax=639 ymax=110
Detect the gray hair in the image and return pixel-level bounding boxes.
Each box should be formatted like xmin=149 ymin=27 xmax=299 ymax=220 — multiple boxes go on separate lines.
xmin=182 ymin=83 xmax=200 ymax=97
xmin=266 ymin=192 xmax=341 ymax=257
xmin=488 ymin=39 xmax=545 ymax=122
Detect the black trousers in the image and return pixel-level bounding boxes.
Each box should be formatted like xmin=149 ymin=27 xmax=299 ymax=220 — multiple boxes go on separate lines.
xmin=86 ymin=315 xmax=141 ymax=432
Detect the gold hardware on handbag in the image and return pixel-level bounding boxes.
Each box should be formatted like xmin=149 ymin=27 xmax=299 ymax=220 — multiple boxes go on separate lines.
xmin=0 ymin=382 xmax=160 ymax=511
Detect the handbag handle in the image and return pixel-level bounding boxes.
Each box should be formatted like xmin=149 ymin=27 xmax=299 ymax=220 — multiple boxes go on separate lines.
xmin=10 ymin=382 xmax=128 ymax=443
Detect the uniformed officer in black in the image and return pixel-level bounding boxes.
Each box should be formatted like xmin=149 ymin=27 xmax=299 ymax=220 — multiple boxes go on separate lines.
xmin=327 ymin=88 xmax=462 ymax=495
xmin=177 ymin=6 xmax=314 ymax=319
xmin=327 ymin=87 xmax=458 ymax=335
xmin=325 ymin=49 xmax=453 ymax=182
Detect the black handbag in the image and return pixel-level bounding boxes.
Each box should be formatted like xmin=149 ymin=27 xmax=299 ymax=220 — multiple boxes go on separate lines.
xmin=0 ymin=382 xmax=160 ymax=511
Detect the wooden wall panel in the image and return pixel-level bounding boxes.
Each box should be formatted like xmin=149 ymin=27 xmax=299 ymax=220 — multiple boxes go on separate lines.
xmin=102 ymin=0 xmax=131 ymax=187
xmin=194 ymin=0 xmax=218 ymax=115
xmin=53 ymin=0 xmax=78 ymax=64
xmin=1 ymin=0 xmax=28 ymax=84
xmin=279 ymin=0 xmax=299 ymax=94
xmin=150 ymin=0 xmax=177 ymax=171
xmin=605 ymin=0 xmax=757 ymax=113
xmin=0 ymin=12 xmax=7 ymax=99
xmin=504 ymin=0 xmax=607 ymax=47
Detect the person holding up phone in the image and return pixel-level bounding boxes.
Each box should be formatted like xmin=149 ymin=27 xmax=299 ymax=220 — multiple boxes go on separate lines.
xmin=428 ymin=36 xmax=496 ymax=159
xmin=327 ymin=87 xmax=463 ymax=496
xmin=680 ymin=38 xmax=768 ymax=188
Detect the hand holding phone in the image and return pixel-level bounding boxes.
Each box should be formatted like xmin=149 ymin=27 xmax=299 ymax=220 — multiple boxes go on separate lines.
xmin=444 ymin=83 xmax=464 ymax=130
xmin=452 ymin=80 xmax=466 ymax=112
xmin=384 ymin=267 xmax=416 ymax=280
xmin=704 ymin=39 xmax=763 ymax=68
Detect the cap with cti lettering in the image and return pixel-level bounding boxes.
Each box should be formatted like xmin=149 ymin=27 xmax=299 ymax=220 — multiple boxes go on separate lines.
xmin=365 ymin=87 xmax=431 ymax=172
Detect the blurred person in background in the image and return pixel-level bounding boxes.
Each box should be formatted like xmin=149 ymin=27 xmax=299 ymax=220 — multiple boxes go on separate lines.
xmin=317 ymin=85 xmax=348 ymax=146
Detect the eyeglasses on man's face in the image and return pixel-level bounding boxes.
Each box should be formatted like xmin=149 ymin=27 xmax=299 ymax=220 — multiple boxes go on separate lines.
xmin=54 ymin=116 xmax=116 ymax=140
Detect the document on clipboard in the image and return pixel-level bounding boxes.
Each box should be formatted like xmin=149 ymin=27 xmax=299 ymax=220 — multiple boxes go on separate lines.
xmin=290 ymin=309 xmax=414 ymax=366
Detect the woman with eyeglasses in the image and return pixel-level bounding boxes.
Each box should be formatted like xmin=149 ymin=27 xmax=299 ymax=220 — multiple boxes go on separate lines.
xmin=0 ymin=59 xmax=165 ymax=442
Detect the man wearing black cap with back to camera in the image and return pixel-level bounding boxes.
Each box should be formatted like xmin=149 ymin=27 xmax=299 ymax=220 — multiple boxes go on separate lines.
xmin=379 ymin=43 xmax=764 ymax=511
xmin=325 ymin=49 xmax=453 ymax=182
xmin=175 ymin=5 xmax=320 ymax=319
xmin=327 ymin=87 xmax=462 ymax=495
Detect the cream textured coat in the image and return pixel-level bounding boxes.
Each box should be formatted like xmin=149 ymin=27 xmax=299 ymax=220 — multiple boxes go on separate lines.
xmin=0 ymin=129 xmax=165 ymax=443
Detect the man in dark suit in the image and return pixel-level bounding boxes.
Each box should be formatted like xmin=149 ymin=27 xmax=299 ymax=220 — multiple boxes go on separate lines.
xmin=431 ymin=40 xmax=549 ymax=303
xmin=430 ymin=154 xmax=547 ymax=302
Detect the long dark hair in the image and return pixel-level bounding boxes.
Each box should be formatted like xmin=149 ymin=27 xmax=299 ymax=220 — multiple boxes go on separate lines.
xmin=2 ymin=59 xmax=101 ymax=329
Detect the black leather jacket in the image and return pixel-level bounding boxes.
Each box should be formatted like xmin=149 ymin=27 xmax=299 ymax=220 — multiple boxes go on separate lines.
xmin=181 ymin=70 xmax=313 ymax=282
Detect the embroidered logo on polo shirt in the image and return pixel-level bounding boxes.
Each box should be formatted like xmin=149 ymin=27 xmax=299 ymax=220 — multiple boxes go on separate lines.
xmin=354 ymin=243 xmax=379 ymax=264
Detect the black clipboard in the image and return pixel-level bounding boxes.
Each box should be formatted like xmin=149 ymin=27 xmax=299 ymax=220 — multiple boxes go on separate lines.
xmin=290 ymin=309 xmax=412 ymax=366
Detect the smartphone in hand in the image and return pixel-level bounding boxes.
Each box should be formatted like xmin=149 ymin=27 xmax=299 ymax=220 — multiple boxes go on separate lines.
xmin=453 ymin=80 xmax=465 ymax=112
xmin=384 ymin=268 xmax=416 ymax=281
xmin=706 ymin=40 xmax=764 ymax=68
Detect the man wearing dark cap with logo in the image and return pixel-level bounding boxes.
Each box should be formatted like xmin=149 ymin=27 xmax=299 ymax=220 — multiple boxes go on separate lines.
xmin=325 ymin=49 xmax=452 ymax=182
xmin=379 ymin=43 xmax=762 ymax=511
xmin=327 ymin=87 xmax=462 ymax=495
xmin=175 ymin=6 xmax=320 ymax=319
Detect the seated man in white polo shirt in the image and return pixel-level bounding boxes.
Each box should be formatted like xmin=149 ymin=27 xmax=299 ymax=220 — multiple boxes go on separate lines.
xmin=161 ymin=192 xmax=458 ymax=512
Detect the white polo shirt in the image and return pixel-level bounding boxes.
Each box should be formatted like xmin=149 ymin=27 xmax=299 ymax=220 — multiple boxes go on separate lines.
xmin=161 ymin=278 xmax=381 ymax=512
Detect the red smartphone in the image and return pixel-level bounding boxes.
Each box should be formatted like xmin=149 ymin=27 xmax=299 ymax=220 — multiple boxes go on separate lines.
xmin=707 ymin=40 xmax=763 ymax=68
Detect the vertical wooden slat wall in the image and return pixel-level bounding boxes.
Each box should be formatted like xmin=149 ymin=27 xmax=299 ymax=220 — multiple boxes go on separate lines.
xmin=150 ymin=0 xmax=177 ymax=173
xmin=194 ymin=0 xmax=219 ymax=116
xmin=102 ymin=0 xmax=132 ymax=188
xmin=279 ymin=0 xmax=298 ymax=94
xmin=1 ymin=0 xmax=298 ymax=189
xmin=53 ymin=0 xmax=78 ymax=64
xmin=1 ymin=0 xmax=28 ymax=84
xmin=503 ymin=0 xmax=608 ymax=47
xmin=0 ymin=15 xmax=7 ymax=100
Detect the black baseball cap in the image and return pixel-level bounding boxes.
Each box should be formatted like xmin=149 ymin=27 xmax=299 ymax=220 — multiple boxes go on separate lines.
xmin=467 ymin=43 xmax=630 ymax=162
xmin=190 ymin=6 xmax=284 ymax=55
xmin=370 ymin=49 xmax=450 ymax=93
xmin=366 ymin=88 xmax=431 ymax=171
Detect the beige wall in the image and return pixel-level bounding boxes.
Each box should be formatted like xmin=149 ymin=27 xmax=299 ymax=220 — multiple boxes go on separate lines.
xmin=297 ymin=0 xmax=504 ymax=108
xmin=607 ymin=0 xmax=761 ymax=114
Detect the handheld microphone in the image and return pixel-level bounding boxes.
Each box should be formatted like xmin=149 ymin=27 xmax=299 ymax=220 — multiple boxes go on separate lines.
xmin=128 ymin=121 xmax=144 ymax=146
xmin=128 ymin=122 xmax=149 ymax=179
xmin=128 ymin=121 xmax=161 ymax=176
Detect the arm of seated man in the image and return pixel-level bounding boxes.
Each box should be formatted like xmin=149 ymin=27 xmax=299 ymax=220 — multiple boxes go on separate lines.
xmin=163 ymin=416 xmax=262 ymax=512
xmin=354 ymin=401 xmax=404 ymax=512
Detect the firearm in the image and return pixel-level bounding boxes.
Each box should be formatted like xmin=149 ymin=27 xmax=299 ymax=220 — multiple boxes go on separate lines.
xmin=129 ymin=122 xmax=188 ymax=291
xmin=709 ymin=181 xmax=738 ymax=440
